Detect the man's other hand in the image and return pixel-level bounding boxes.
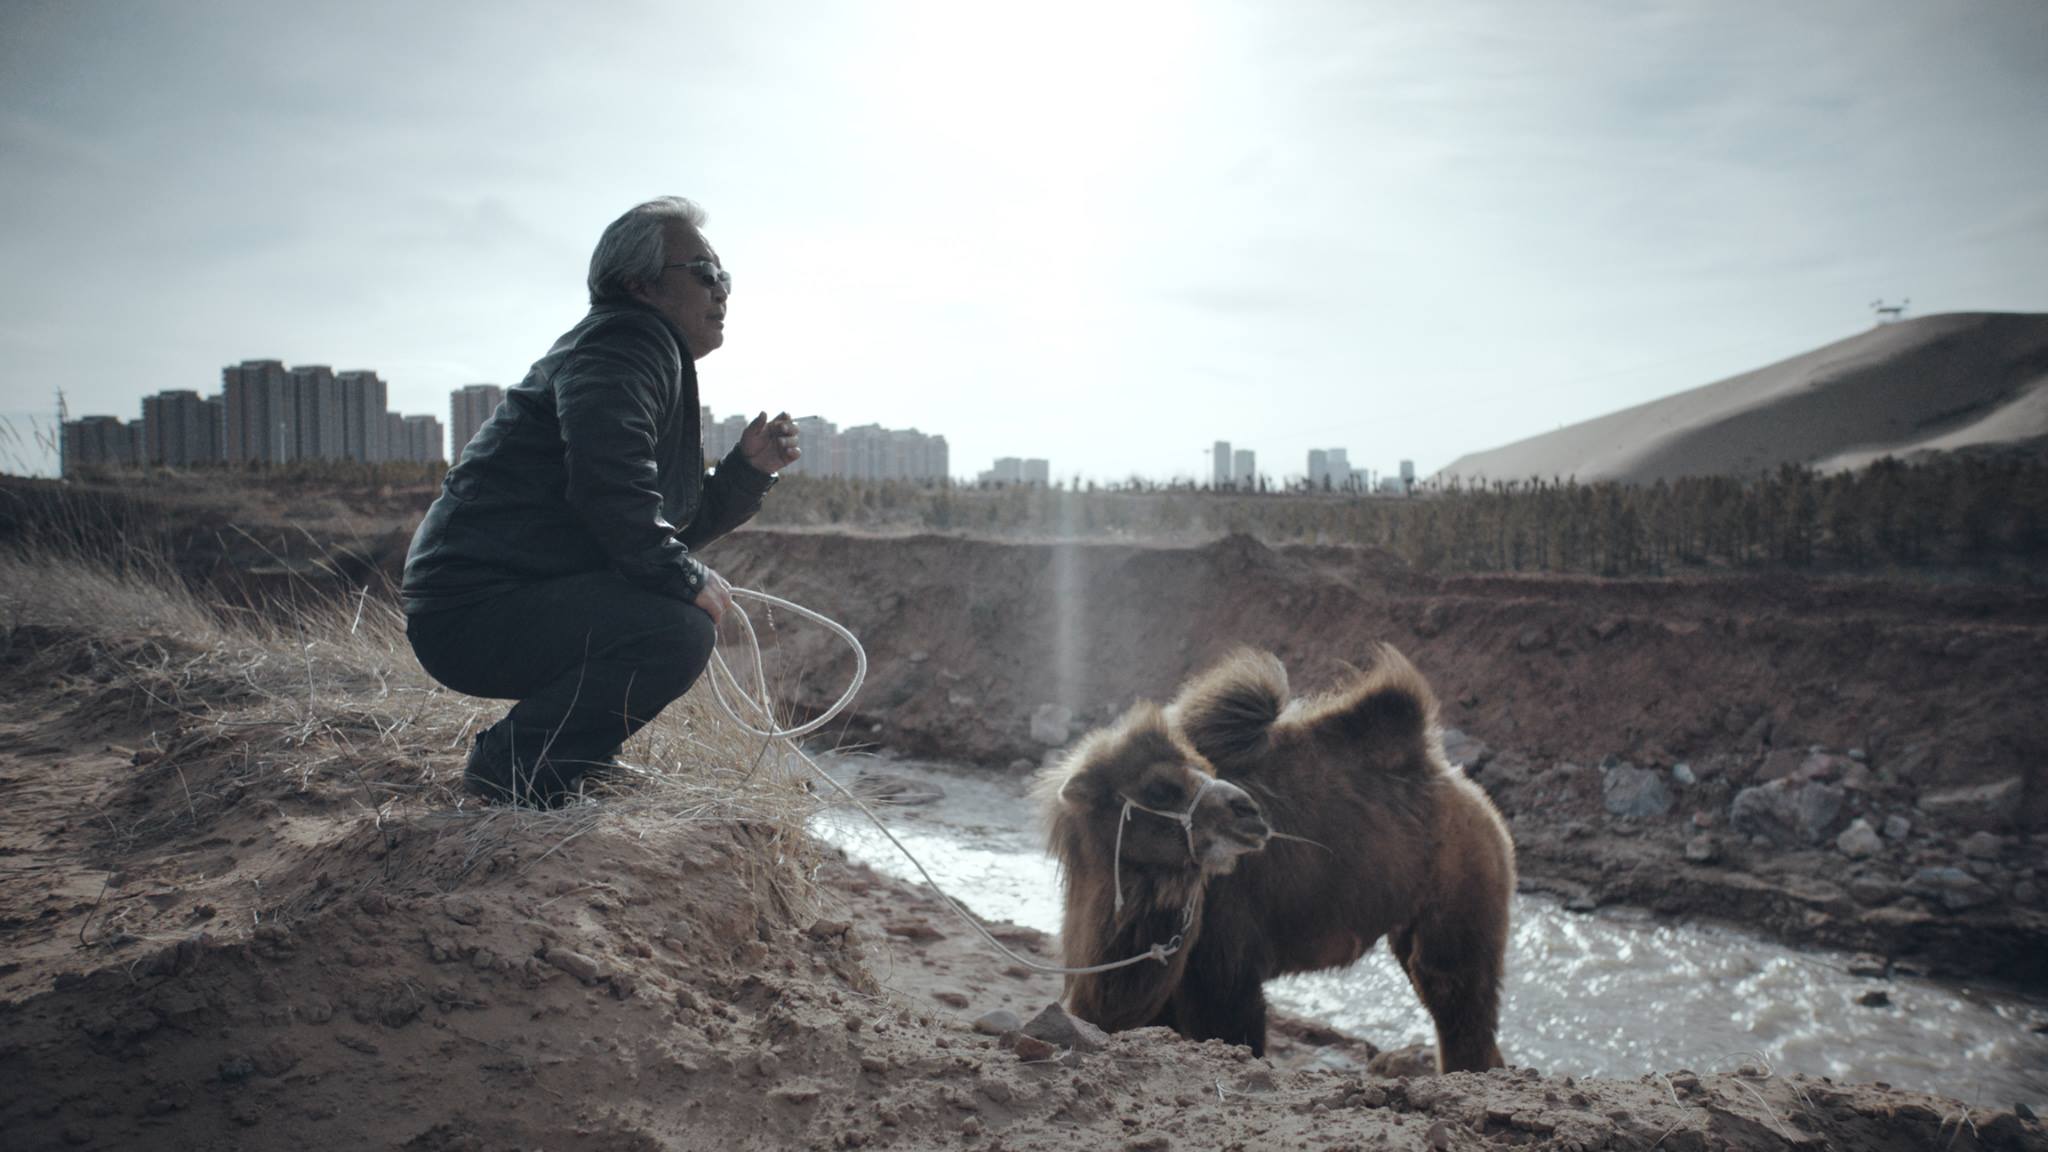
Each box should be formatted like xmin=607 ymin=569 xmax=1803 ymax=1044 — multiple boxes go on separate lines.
xmin=740 ymin=411 xmax=801 ymax=474
xmin=693 ymin=565 xmax=734 ymax=624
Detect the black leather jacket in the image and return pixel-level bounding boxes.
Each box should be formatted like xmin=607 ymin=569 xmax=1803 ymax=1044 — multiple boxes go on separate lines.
xmin=401 ymin=301 xmax=774 ymax=615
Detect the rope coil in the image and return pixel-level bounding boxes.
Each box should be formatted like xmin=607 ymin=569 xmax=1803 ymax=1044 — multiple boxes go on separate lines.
xmin=704 ymin=587 xmax=1190 ymax=976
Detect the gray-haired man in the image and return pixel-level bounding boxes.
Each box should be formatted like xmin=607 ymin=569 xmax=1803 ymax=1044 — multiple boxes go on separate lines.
xmin=402 ymin=196 xmax=799 ymax=807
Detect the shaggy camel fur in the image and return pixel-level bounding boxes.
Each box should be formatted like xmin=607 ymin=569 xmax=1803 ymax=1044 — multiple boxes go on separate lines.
xmin=1039 ymin=645 xmax=1515 ymax=1071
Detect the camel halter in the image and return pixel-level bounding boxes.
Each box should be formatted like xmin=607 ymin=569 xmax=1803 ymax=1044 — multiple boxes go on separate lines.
xmin=1112 ymin=774 xmax=1231 ymax=918
xmin=702 ymin=587 xmax=1191 ymax=975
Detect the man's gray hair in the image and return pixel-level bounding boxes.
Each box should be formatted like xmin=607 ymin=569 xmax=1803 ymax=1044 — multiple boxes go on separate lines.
xmin=587 ymin=196 xmax=707 ymax=304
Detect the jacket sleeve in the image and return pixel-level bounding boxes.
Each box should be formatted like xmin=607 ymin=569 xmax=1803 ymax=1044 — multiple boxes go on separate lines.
xmin=553 ymin=316 xmax=708 ymax=603
xmin=679 ymin=443 xmax=777 ymax=551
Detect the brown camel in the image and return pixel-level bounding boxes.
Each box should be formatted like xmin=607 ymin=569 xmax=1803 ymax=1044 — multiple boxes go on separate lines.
xmin=1038 ymin=645 xmax=1515 ymax=1072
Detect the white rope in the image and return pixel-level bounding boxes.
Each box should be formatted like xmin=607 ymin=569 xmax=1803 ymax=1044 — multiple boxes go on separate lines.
xmin=703 ymin=585 xmax=1192 ymax=976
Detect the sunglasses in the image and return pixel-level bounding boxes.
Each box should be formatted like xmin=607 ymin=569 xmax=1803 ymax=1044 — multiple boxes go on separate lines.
xmin=663 ymin=259 xmax=732 ymax=294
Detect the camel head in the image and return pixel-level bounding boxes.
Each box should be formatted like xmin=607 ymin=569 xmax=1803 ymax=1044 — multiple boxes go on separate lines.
xmin=1043 ymin=703 xmax=1271 ymax=877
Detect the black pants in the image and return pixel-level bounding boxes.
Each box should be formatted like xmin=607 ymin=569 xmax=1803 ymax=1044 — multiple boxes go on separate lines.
xmin=406 ymin=570 xmax=717 ymax=807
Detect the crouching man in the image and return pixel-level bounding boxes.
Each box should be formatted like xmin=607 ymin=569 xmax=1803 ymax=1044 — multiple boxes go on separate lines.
xmin=402 ymin=196 xmax=799 ymax=807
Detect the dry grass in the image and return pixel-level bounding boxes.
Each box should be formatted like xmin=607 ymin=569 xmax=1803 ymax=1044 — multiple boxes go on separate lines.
xmin=0 ymin=542 xmax=830 ymax=916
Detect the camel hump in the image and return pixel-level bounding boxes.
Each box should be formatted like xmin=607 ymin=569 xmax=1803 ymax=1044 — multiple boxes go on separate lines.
xmin=1168 ymin=648 xmax=1288 ymax=768
xmin=1323 ymin=644 xmax=1440 ymax=771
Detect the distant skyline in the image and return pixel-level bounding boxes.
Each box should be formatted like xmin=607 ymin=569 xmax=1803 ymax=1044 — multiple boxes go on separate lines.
xmin=4 ymin=1 xmax=2045 ymax=481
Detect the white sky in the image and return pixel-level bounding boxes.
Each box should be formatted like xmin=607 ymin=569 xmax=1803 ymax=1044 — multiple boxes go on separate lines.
xmin=3 ymin=0 xmax=2044 ymax=481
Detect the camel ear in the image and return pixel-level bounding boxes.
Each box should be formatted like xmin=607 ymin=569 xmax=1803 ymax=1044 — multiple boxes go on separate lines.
xmin=1057 ymin=772 xmax=1098 ymax=810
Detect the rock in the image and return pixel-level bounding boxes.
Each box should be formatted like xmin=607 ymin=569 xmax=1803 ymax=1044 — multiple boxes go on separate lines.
xmin=973 ymin=1009 xmax=1022 ymax=1036
xmin=1020 ymin=1002 xmax=1109 ymax=1053
xmin=1729 ymin=779 xmax=1845 ymax=846
xmin=544 ymin=948 xmax=603 ymax=984
xmin=804 ymin=919 xmax=852 ymax=941
xmin=1565 ymin=893 xmax=1598 ymax=912
xmin=1849 ymin=876 xmax=1899 ymax=906
xmin=881 ymin=918 xmax=944 ymax=942
xmin=1907 ymin=867 xmax=1996 ymax=912
xmin=1029 ymin=705 xmax=1074 ymax=746
xmin=1670 ymin=762 xmax=1697 ymax=787
xmin=907 ymin=650 xmax=929 ymax=664
xmin=1684 ymin=834 xmax=1719 ymax=863
xmin=1848 ymin=748 xmax=1869 ymax=762
xmin=1917 ymin=777 xmax=2023 ymax=832
xmin=1415 ymin=603 xmax=1447 ymax=637
xmin=1847 ymin=953 xmax=1888 ymax=977
xmin=2017 ymin=1101 xmax=2038 ymax=1121
xmin=1961 ymin=832 xmax=2005 ymax=860
xmin=1439 ymin=728 xmax=1492 ymax=771
xmin=1883 ymin=814 xmax=1913 ymax=840
xmin=1857 ymin=990 xmax=1891 ymax=1007
xmin=933 ymin=990 xmax=970 ymax=1009
xmin=852 ymin=772 xmax=945 ymax=806
xmin=2015 ymin=881 xmax=2040 ymax=906
xmin=1369 ymin=1043 xmax=1438 ymax=1078
xmin=441 ymin=896 xmax=484 ymax=926
xmin=1514 ymin=625 xmax=1552 ymax=652
xmin=1836 ymin=818 xmax=1883 ymax=859
xmin=1006 ymin=758 xmax=1036 ymax=775
xmin=1757 ymin=749 xmax=1804 ymax=782
xmin=1012 ymin=1034 xmax=1056 ymax=1061
xmin=1426 ymin=1119 xmax=1456 ymax=1150
xmin=1590 ymin=617 xmax=1629 ymax=641
xmin=1602 ymin=763 xmax=1673 ymax=820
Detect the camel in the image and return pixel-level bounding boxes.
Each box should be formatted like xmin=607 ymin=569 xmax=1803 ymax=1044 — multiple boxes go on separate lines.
xmin=1037 ymin=645 xmax=1515 ymax=1072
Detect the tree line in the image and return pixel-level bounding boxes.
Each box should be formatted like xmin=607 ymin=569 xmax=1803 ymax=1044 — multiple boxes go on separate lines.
xmin=755 ymin=450 xmax=2048 ymax=577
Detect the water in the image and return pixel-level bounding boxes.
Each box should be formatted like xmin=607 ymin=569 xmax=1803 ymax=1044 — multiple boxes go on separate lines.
xmin=813 ymin=755 xmax=2048 ymax=1110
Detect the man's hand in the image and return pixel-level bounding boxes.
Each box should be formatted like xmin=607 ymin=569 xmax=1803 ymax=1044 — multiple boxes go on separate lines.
xmin=692 ymin=565 xmax=734 ymax=624
xmin=739 ymin=411 xmax=801 ymax=474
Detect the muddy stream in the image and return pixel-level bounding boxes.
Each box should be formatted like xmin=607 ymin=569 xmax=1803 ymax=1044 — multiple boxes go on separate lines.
xmin=810 ymin=755 xmax=2048 ymax=1112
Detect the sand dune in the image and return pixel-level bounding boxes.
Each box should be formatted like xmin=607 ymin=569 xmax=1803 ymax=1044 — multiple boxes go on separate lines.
xmin=1438 ymin=312 xmax=2048 ymax=484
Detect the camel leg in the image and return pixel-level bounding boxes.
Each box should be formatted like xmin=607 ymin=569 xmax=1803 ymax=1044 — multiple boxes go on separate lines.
xmin=1171 ymin=935 xmax=1270 ymax=1056
xmin=1391 ymin=916 xmax=1505 ymax=1073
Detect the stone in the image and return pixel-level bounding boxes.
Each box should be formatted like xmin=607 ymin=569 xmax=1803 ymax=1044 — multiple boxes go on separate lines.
xmin=1798 ymin=752 xmax=1847 ymax=782
xmin=1684 ymin=834 xmax=1718 ymax=863
xmin=1602 ymin=763 xmax=1673 ymax=820
xmin=1857 ymin=990 xmax=1891 ymax=1007
xmin=545 ymin=948 xmax=603 ymax=984
xmin=1917 ymin=777 xmax=2023 ymax=832
xmin=1849 ymin=876 xmax=1898 ymax=906
xmin=441 ymin=896 xmax=484 ymax=925
xmin=1836 ymin=818 xmax=1883 ymax=859
xmin=1030 ymin=705 xmax=1074 ymax=746
xmin=1020 ymin=1002 xmax=1109 ymax=1053
xmin=1006 ymin=758 xmax=1036 ymax=775
xmin=1757 ymin=749 xmax=1804 ymax=782
xmin=1011 ymin=1034 xmax=1056 ymax=1062
xmin=1848 ymin=748 xmax=1868 ymax=762
xmin=1439 ymin=728 xmax=1492 ymax=771
xmin=1369 ymin=1043 xmax=1438 ymax=1078
xmin=1671 ymin=762 xmax=1697 ymax=787
xmin=973 ymin=1009 xmax=1022 ymax=1036
xmin=1515 ymin=626 xmax=1553 ymax=652
xmin=852 ymin=772 xmax=945 ymax=806
xmin=1883 ymin=814 xmax=1913 ymax=841
xmin=1729 ymin=779 xmax=1845 ymax=846
xmin=933 ymin=990 xmax=970 ymax=1009
xmin=1960 ymin=832 xmax=2005 ymax=860
xmin=2015 ymin=881 xmax=2040 ymax=906
xmin=1907 ymin=867 xmax=1996 ymax=912
xmin=1847 ymin=953 xmax=1888 ymax=977
xmin=1590 ymin=617 xmax=1629 ymax=641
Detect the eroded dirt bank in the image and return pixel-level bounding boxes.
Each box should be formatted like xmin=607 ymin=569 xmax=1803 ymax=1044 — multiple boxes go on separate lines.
xmin=712 ymin=530 xmax=2048 ymax=984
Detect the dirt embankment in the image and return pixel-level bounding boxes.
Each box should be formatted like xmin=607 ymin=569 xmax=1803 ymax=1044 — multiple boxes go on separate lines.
xmin=711 ymin=530 xmax=2048 ymax=984
xmin=2 ymin=623 xmax=2039 ymax=1152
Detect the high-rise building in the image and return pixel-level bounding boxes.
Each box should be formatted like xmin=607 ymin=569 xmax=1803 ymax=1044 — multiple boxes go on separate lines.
xmin=60 ymin=416 xmax=136 ymax=473
xmin=1022 ymin=458 xmax=1050 ymax=487
xmin=289 ymin=366 xmax=343 ymax=462
xmin=1307 ymin=449 xmax=1329 ymax=488
xmin=449 ymin=384 xmax=504 ymax=466
xmin=1399 ymin=459 xmax=1415 ymax=489
xmin=140 ymin=389 xmax=219 ymax=466
xmin=223 ymin=359 xmax=292 ymax=464
xmin=399 ymin=415 xmax=446 ymax=464
xmin=981 ymin=457 xmax=1023 ymax=484
xmin=1233 ymin=449 xmax=1256 ymax=488
xmin=1213 ymin=441 xmax=1232 ymax=488
xmin=783 ymin=416 xmax=837 ymax=475
xmin=338 ymin=370 xmax=389 ymax=462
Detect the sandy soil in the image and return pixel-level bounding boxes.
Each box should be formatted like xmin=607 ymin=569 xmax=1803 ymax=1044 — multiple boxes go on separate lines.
xmin=5 ymin=617 xmax=2045 ymax=1151
xmin=1438 ymin=311 xmax=2048 ymax=484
